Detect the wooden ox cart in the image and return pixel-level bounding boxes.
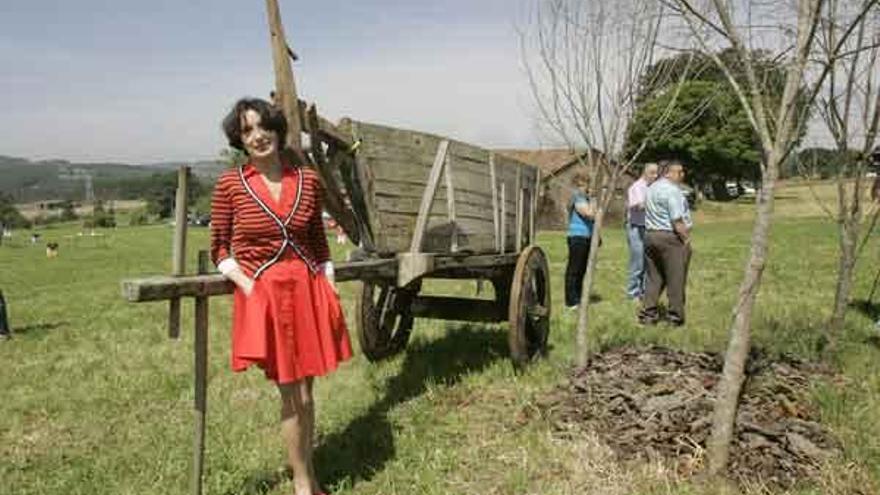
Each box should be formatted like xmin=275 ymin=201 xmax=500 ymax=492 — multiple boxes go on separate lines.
xmin=121 ymin=119 xmax=551 ymax=366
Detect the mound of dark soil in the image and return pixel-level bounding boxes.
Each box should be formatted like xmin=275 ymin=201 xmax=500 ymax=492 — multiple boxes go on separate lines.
xmin=539 ymin=346 xmax=841 ymax=489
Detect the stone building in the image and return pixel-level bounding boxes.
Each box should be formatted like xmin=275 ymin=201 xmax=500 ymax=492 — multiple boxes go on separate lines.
xmin=496 ymin=149 xmax=637 ymax=231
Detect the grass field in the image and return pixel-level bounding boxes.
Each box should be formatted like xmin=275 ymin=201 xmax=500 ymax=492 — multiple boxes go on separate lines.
xmin=2 ymin=188 xmax=880 ymax=495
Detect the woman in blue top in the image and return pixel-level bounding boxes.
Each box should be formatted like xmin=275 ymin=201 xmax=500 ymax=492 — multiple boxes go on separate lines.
xmin=565 ymin=175 xmax=596 ymax=309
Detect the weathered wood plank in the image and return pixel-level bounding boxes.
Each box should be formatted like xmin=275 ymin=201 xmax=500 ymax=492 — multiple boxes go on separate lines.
xmin=359 ymin=145 xmax=520 ymax=186
xmin=346 ymin=121 xmax=382 ymax=250
xmin=306 ymin=104 xmax=360 ymax=246
xmin=169 ymin=165 xmax=189 ymax=340
xmin=340 ymin=119 xmax=538 ymax=255
xmin=192 ymin=251 xmax=209 ymax=495
xmin=490 ymin=152 xmax=499 ymax=251
xmin=444 ymin=154 xmax=458 ymax=252
xmin=529 ymin=170 xmax=539 ymax=245
xmin=500 ymin=183 xmax=506 ymax=254
xmin=515 ymin=165 xmax=522 ymax=251
xmin=121 ymin=259 xmax=398 ymax=302
xmin=431 ymin=252 xmax=519 ymax=271
xmin=297 ymin=99 xmax=352 ymax=147
xmin=409 ymin=140 xmax=449 ymax=253
xmin=346 ymin=121 xmax=490 ymax=164
xmin=373 ymin=195 xmax=503 ymax=223
xmin=265 ymin=0 xmax=302 ymax=150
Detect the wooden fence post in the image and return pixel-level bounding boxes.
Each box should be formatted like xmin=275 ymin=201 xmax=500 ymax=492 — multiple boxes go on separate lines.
xmin=169 ymin=165 xmax=189 ymax=339
xmin=192 ymin=250 xmax=210 ymax=495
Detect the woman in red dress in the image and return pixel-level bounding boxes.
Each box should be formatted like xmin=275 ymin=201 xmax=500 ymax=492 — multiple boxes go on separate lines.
xmin=211 ymin=98 xmax=352 ymax=495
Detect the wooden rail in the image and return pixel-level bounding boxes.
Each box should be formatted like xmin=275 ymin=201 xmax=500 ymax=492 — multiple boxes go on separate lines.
xmin=121 ymin=259 xmax=397 ymax=302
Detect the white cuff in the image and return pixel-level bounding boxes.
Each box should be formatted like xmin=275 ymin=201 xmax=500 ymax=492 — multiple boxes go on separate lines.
xmin=321 ymin=261 xmax=335 ymax=279
xmin=217 ymin=258 xmax=240 ymax=275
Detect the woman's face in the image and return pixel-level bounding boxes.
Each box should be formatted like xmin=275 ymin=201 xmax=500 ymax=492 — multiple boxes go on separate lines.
xmin=240 ymin=109 xmax=279 ymax=159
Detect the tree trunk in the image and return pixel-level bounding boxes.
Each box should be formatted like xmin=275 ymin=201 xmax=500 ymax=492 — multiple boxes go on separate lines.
xmin=575 ymin=204 xmax=606 ymax=368
xmin=828 ymin=212 xmax=859 ymax=341
xmin=706 ymin=158 xmax=778 ymax=474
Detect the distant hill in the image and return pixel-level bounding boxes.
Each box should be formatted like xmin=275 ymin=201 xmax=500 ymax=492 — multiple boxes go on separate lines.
xmin=0 ymin=155 xmax=226 ymax=202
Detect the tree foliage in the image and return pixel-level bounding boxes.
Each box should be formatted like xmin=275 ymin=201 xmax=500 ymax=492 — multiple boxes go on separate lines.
xmin=626 ymin=49 xmax=810 ymax=188
xmin=0 ymin=194 xmax=30 ymax=229
xmin=627 ymin=80 xmax=761 ymax=185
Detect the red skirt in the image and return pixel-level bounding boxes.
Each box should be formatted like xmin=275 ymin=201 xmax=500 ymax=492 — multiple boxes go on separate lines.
xmin=231 ymin=256 xmax=353 ymax=384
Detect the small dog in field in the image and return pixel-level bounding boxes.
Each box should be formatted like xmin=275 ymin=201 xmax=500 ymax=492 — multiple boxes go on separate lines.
xmin=46 ymin=242 xmax=59 ymax=258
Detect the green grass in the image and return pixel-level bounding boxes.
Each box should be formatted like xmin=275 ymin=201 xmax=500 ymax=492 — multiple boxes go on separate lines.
xmin=2 ymin=200 xmax=879 ymax=494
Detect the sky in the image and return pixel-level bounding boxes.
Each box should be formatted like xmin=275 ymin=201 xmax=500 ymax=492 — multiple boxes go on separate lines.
xmin=0 ymin=0 xmax=545 ymax=164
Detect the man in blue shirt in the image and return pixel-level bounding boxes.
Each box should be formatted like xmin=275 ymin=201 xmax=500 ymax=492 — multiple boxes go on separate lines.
xmin=565 ymin=175 xmax=595 ymax=309
xmin=639 ymin=160 xmax=692 ymax=326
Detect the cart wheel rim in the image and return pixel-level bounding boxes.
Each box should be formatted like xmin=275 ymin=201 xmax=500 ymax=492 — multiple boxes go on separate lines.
xmin=356 ymin=280 xmax=419 ymax=361
xmin=508 ymin=246 xmax=551 ymax=365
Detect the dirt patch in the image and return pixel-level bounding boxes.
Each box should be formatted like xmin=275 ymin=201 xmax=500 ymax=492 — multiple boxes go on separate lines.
xmin=538 ymin=346 xmax=842 ymax=490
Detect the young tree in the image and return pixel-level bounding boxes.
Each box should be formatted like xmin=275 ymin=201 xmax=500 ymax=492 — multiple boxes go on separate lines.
xmin=814 ymin=0 xmax=880 ymax=345
xmin=523 ymin=0 xmax=697 ymax=366
xmin=666 ymin=0 xmax=878 ymax=475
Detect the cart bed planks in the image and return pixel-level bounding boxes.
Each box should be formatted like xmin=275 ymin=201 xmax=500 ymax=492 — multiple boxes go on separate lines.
xmin=338 ymin=119 xmax=539 ymax=256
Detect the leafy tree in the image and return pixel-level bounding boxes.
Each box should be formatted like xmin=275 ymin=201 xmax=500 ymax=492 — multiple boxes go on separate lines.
xmin=140 ymin=170 xmax=206 ymax=219
xmin=0 ymin=194 xmax=30 ymax=229
xmin=785 ymin=147 xmax=862 ymax=179
xmin=626 ymin=49 xmax=810 ymax=195
xmin=626 ymin=80 xmax=761 ymax=191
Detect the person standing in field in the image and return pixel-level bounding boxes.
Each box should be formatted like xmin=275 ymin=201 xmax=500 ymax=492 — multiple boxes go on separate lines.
xmin=0 ymin=289 xmax=10 ymax=340
xmin=639 ymin=160 xmax=692 ymax=326
xmin=211 ymin=98 xmax=351 ymax=495
xmin=564 ymin=174 xmax=596 ymax=310
xmin=625 ymin=163 xmax=659 ymax=301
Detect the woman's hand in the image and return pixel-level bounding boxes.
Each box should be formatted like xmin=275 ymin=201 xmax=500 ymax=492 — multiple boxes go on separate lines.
xmin=321 ymin=261 xmax=338 ymax=295
xmin=221 ymin=263 xmax=255 ymax=297
xmin=239 ymin=277 xmax=255 ymax=297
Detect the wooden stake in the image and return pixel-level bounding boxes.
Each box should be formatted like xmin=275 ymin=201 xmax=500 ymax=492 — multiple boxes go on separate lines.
xmin=265 ymin=0 xmax=303 ymax=150
xmin=515 ymin=165 xmax=523 ymax=251
xmin=489 ymin=152 xmax=499 ymax=252
xmin=409 ymin=140 xmax=450 ymax=253
xmin=530 ymin=171 xmax=539 ymax=246
xmin=192 ymin=251 xmax=210 ymax=495
xmin=500 ymin=183 xmax=506 ymax=254
xmin=169 ymin=165 xmax=189 ymax=339
xmin=443 ymin=154 xmax=458 ymax=252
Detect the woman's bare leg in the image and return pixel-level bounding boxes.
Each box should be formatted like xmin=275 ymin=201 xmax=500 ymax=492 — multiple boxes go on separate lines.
xmin=279 ymin=380 xmax=316 ymax=495
xmin=299 ymin=378 xmax=321 ymax=493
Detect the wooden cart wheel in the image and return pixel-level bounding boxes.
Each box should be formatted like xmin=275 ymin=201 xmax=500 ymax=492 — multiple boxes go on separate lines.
xmin=356 ymin=280 xmax=420 ymax=361
xmin=508 ymin=246 xmax=551 ymax=366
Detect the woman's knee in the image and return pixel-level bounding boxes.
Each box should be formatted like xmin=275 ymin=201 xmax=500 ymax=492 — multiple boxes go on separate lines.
xmin=278 ymin=379 xmax=314 ymax=412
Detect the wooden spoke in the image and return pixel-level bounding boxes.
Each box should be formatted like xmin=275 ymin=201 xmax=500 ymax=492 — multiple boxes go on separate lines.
xmin=356 ymin=280 xmax=421 ymax=361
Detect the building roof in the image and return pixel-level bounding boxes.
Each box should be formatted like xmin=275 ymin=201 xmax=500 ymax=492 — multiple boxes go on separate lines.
xmin=494 ymin=148 xmax=587 ymax=176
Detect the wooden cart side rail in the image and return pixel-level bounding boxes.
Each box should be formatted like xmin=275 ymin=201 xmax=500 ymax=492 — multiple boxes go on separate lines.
xmin=121 ymin=259 xmax=397 ymax=302
xmin=121 ymin=252 xmax=522 ymax=303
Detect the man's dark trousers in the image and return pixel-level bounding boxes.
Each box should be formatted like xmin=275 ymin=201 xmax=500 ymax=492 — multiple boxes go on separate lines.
xmin=640 ymin=230 xmax=691 ymax=323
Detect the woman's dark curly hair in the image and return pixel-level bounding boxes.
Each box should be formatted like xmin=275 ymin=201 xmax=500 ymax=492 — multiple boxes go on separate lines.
xmin=222 ymin=98 xmax=287 ymax=154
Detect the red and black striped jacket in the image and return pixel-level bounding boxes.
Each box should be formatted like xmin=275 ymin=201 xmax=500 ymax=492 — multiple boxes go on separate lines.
xmin=210 ymin=162 xmax=330 ymax=278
